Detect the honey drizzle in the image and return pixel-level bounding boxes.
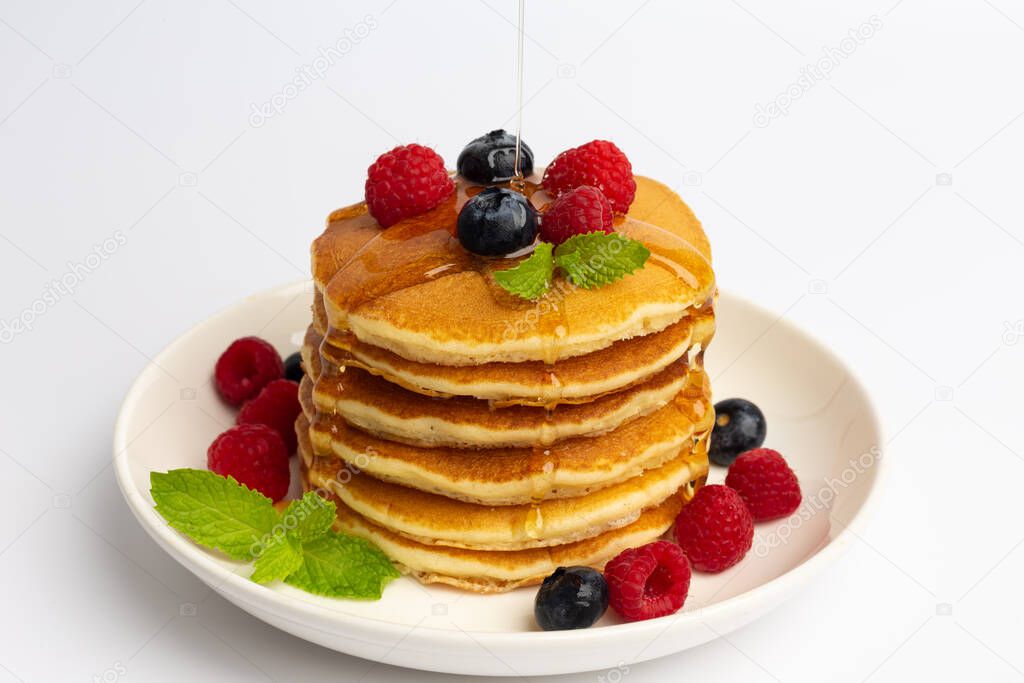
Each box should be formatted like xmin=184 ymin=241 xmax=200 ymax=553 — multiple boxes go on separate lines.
xmin=512 ymin=0 xmax=526 ymax=181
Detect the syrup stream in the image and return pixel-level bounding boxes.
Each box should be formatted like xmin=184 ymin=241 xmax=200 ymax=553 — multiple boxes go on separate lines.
xmin=512 ymin=0 xmax=526 ymax=180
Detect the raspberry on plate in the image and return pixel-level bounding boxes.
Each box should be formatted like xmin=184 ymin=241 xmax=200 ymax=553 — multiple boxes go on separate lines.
xmin=542 ymin=140 xmax=637 ymax=213
xmin=214 ymin=336 xmax=283 ymax=406
xmin=207 ymin=423 xmax=290 ymax=501
xmin=237 ymin=379 xmax=301 ymax=454
xmin=725 ymin=448 xmax=802 ymax=521
xmin=365 ymin=143 xmax=454 ymax=227
xmin=674 ymin=484 xmax=753 ymax=573
xmin=539 ymin=185 xmax=614 ymax=245
xmin=604 ymin=540 xmax=691 ymax=622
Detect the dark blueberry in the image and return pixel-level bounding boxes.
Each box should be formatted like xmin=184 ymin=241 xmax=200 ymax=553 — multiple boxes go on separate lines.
xmin=457 ymin=187 xmax=537 ymax=256
xmin=283 ymin=351 xmax=304 ymax=383
xmin=534 ymin=566 xmax=609 ymax=631
xmin=457 ymin=129 xmax=534 ymax=184
xmin=709 ymin=398 xmax=767 ymax=466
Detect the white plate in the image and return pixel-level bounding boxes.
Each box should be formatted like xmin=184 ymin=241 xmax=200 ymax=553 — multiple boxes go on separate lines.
xmin=114 ymin=281 xmax=884 ymax=677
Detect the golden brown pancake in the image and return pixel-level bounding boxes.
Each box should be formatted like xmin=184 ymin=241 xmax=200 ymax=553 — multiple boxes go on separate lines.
xmin=311 ymin=351 xmax=696 ymax=448
xmin=312 ymin=175 xmax=715 ymax=366
xmin=309 ymin=308 xmax=714 ymax=405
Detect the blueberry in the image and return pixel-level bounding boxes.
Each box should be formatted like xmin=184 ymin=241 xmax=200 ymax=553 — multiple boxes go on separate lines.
xmin=283 ymin=351 xmax=304 ymax=383
xmin=709 ymin=398 xmax=767 ymax=466
xmin=534 ymin=566 xmax=609 ymax=631
xmin=457 ymin=129 xmax=534 ymax=184
xmin=457 ymin=187 xmax=537 ymax=256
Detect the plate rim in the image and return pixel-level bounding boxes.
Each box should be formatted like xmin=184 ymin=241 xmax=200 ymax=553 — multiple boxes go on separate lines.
xmin=113 ymin=279 xmax=887 ymax=648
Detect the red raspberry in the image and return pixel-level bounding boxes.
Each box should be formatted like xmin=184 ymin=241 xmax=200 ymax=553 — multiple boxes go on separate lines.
xmin=207 ymin=424 xmax=290 ymax=501
xmin=542 ymin=140 xmax=637 ymax=213
xmin=365 ymin=143 xmax=454 ymax=227
xmin=237 ymin=379 xmax=301 ymax=454
xmin=604 ymin=540 xmax=691 ymax=622
xmin=214 ymin=337 xmax=283 ymax=406
xmin=539 ymin=185 xmax=614 ymax=245
xmin=725 ymin=448 xmax=802 ymax=521
xmin=674 ymin=485 xmax=753 ymax=573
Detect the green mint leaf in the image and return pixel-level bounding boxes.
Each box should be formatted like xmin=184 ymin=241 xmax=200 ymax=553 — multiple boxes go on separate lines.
xmin=285 ymin=532 xmax=400 ymax=599
xmin=250 ymin=533 xmax=304 ymax=584
xmin=150 ymin=469 xmax=279 ymax=561
xmin=282 ymin=492 xmax=337 ymax=542
xmin=553 ymin=232 xmax=650 ymax=289
xmin=493 ymin=242 xmax=553 ymax=300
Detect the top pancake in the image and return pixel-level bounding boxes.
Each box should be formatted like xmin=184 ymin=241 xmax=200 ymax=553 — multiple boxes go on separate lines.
xmin=312 ymin=175 xmax=714 ymax=366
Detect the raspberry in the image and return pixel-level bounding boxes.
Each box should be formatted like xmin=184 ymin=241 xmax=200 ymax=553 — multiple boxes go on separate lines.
xmin=604 ymin=541 xmax=691 ymax=622
xmin=674 ymin=485 xmax=753 ymax=573
xmin=539 ymin=185 xmax=614 ymax=245
xmin=542 ymin=140 xmax=637 ymax=213
xmin=725 ymin=448 xmax=802 ymax=521
xmin=237 ymin=379 xmax=301 ymax=454
xmin=365 ymin=143 xmax=454 ymax=227
xmin=214 ymin=337 xmax=283 ymax=406
xmin=207 ymin=424 xmax=290 ymax=501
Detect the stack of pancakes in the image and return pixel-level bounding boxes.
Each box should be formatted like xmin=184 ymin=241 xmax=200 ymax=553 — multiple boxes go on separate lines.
xmin=297 ymin=175 xmax=717 ymax=592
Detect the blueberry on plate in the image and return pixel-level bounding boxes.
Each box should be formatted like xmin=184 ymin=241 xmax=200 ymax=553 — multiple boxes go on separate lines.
xmin=457 ymin=129 xmax=534 ymax=184
xmin=708 ymin=398 xmax=767 ymax=467
xmin=457 ymin=187 xmax=538 ymax=256
xmin=534 ymin=566 xmax=609 ymax=631
xmin=282 ymin=351 xmax=304 ymax=383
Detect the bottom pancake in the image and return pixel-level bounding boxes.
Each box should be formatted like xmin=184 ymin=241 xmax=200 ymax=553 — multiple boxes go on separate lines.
xmin=306 ymin=478 xmax=688 ymax=593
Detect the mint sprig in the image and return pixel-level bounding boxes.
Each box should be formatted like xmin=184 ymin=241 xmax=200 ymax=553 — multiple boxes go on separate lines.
xmin=150 ymin=470 xmax=399 ymax=599
xmin=493 ymin=232 xmax=650 ymax=300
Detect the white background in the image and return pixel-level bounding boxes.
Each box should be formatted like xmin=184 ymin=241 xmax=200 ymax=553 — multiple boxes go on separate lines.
xmin=1 ymin=0 xmax=1022 ymax=681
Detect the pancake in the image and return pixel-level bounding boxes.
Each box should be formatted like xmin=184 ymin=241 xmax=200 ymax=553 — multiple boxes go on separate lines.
xmin=311 ymin=306 xmax=715 ymax=405
xmin=299 ymin=414 xmax=708 ymax=551
xmin=330 ymin=495 xmax=683 ymax=593
xmin=298 ymin=372 xmax=713 ymax=505
xmin=311 ymin=351 xmax=697 ymax=448
xmin=312 ymin=175 xmax=715 ymax=366
xmin=301 ymin=463 xmax=690 ymax=593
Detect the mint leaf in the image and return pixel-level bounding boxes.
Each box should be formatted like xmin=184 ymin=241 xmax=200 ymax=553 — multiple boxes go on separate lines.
xmin=282 ymin=492 xmax=336 ymax=542
xmin=493 ymin=242 xmax=553 ymax=300
xmin=151 ymin=470 xmax=398 ymax=601
xmin=553 ymin=232 xmax=650 ymax=289
xmin=285 ymin=532 xmax=400 ymax=599
xmin=151 ymin=469 xmax=279 ymax=561
xmin=250 ymin=533 xmax=303 ymax=584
